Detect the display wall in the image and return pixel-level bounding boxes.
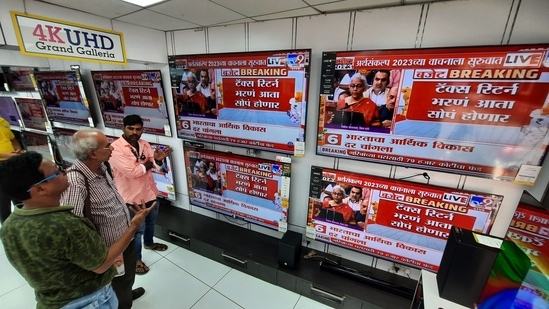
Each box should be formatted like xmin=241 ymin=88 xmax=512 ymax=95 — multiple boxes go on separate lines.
xmin=1 ymin=0 xmax=549 ymax=280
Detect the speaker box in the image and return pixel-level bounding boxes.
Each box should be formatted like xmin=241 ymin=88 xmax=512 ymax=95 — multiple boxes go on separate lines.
xmin=436 ymin=226 xmax=501 ymax=307
xmin=278 ymin=231 xmax=302 ymax=268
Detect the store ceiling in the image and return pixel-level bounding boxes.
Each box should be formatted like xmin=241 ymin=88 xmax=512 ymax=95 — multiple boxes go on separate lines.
xmin=39 ymin=0 xmax=454 ymax=31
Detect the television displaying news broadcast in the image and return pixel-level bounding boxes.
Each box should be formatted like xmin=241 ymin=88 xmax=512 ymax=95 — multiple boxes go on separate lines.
xmin=183 ymin=146 xmax=291 ymax=230
xmin=34 ymin=71 xmax=94 ymax=127
xmin=307 ymin=166 xmax=502 ymax=271
xmin=21 ymin=131 xmax=52 ymax=160
xmin=105 ymin=135 xmax=176 ymax=200
xmin=169 ymin=49 xmax=310 ymax=155
xmin=317 ymin=44 xmax=549 ymax=184
xmin=91 ymin=70 xmax=171 ymax=136
xmin=14 ymin=97 xmax=49 ymax=132
xmin=0 ymin=96 xmax=22 ymax=127
xmin=52 ymin=128 xmax=77 ymax=163
xmin=2 ymin=66 xmax=37 ymax=92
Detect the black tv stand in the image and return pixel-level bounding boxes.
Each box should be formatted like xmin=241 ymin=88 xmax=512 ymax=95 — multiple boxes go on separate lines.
xmin=320 ymin=260 xmax=415 ymax=299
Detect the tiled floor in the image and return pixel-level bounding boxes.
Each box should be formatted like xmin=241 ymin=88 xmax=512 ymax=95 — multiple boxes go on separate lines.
xmin=0 ymin=237 xmax=334 ymax=309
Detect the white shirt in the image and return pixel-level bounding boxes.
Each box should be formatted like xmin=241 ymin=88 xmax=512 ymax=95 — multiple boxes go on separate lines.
xmin=364 ymin=87 xmax=389 ymax=106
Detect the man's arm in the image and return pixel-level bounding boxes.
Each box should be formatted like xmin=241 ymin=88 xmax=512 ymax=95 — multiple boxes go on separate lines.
xmin=11 ymin=138 xmax=22 ymax=152
xmin=109 ymin=145 xmax=148 ymax=179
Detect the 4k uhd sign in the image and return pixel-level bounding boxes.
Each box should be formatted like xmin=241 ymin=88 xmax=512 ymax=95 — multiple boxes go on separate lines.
xmin=11 ymin=11 xmax=127 ymax=65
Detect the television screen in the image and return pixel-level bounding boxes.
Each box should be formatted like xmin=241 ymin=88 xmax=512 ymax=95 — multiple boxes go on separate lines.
xmin=21 ymin=131 xmax=52 ymax=160
xmin=34 ymin=70 xmax=94 ymax=127
xmin=52 ymin=128 xmax=77 ymax=163
xmin=0 ymin=96 xmax=22 ymax=127
xmin=105 ymin=135 xmax=176 ymax=200
xmin=307 ymin=166 xmax=503 ymax=271
xmin=498 ymin=203 xmax=549 ymax=306
xmin=183 ymin=146 xmax=291 ymax=230
xmin=317 ymin=44 xmax=549 ymax=183
xmin=169 ymin=49 xmax=311 ymax=155
xmin=3 ymin=66 xmax=37 ymax=92
xmin=91 ymin=70 xmax=171 ymax=136
xmin=14 ymin=97 xmax=49 ymax=132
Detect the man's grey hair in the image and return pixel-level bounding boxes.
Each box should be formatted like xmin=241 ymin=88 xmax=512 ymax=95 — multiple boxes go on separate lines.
xmin=70 ymin=129 xmax=101 ymax=161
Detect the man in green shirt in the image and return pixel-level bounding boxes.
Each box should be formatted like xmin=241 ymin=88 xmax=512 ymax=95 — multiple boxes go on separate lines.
xmin=0 ymin=152 xmax=155 ymax=309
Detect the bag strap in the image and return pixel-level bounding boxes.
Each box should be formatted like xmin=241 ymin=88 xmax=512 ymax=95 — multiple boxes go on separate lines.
xmin=66 ymin=169 xmax=93 ymax=225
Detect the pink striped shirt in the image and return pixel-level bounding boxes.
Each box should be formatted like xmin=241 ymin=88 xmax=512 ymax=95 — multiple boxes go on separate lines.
xmin=109 ymin=136 xmax=159 ymax=204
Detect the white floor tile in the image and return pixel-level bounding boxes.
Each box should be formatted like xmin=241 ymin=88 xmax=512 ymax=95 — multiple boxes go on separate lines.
xmin=0 ymin=284 xmax=35 ymax=309
xmin=132 ymin=258 xmax=210 ymax=309
xmin=294 ymin=295 xmax=335 ymax=309
xmin=143 ymin=237 xmax=176 ymax=257
xmin=214 ymin=269 xmax=300 ymax=309
xmin=164 ymin=247 xmax=231 ymax=286
xmin=191 ymin=289 xmax=243 ymax=309
xmin=0 ymin=254 xmax=28 ymax=297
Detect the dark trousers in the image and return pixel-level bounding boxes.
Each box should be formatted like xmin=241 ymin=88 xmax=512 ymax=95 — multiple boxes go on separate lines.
xmin=0 ymin=187 xmax=18 ymax=224
xmin=111 ymin=239 xmax=137 ymax=309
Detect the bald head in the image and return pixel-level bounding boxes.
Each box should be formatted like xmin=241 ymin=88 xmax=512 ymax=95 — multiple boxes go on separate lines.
xmin=386 ymin=87 xmax=399 ymax=110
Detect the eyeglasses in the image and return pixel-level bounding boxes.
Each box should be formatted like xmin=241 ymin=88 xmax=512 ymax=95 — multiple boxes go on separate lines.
xmin=332 ymin=192 xmax=344 ymax=196
xmin=26 ymin=166 xmax=66 ymax=192
xmin=97 ymin=143 xmax=111 ymax=151
xmin=349 ymin=84 xmax=364 ymax=89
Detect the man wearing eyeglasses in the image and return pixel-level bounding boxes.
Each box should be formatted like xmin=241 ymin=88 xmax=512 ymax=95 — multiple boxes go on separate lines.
xmin=109 ymin=115 xmax=173 ymax=277
xmin=60 ymin=129 xmax=145 ymax=309
xmin=0 ymin=151 xmax=153 ymax=309
xmin=364 ymin=70 xmax=391 ymax=106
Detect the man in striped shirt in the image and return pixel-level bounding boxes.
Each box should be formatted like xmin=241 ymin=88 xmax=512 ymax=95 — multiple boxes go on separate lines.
xmin=60 ymin=129 xmax=144 ymax=309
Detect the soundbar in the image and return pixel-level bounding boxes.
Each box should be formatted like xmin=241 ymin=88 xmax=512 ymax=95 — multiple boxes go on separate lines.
xmin=319 ymin=260 xmax=414 ymax=299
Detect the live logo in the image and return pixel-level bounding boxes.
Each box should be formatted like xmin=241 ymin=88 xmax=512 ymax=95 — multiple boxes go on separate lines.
xmin=503 ymin=52 xmax=544 ymax=67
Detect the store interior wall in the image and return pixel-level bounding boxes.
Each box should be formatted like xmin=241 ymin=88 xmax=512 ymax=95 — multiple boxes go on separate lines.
xmin=1 ymin=0 xmax=549 ymax=278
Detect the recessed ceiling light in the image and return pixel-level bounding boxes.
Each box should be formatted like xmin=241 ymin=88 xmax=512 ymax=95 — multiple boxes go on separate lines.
xmin=122 ymin=0 xmax=165 ymax=7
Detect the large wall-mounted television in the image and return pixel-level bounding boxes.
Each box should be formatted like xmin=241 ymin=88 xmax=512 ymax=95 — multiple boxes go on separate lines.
xmin=2 ymin=66 xmax=38 ymax=92
xmin=51 ymin=128 xmax=77 ymax=163
xmin=14 ymin=97 xmax=49 ymax=132
xmin=0 ymin=96 xmax=22 ymax=127
xmin=307 ymin=166 xmax=503 ymax=271
xmin=183 ymin=146 xmax=291 ymax=230
xmin=105 ymin=135 xmax=176 ymax=200
xmin=91 ymin=70 xmax=171 ymax=136
xmin=34 ymin=70 xmax=94 ymax=127
xmin=499 ymin=203 xmax=549 ymax=307
xmin=169 ymin=49 xmax=311 ymax=155
xmin=316 ymin=44 xmax=549 ymax=183
xmin=21 ymin=131 xmax=52 ymax=161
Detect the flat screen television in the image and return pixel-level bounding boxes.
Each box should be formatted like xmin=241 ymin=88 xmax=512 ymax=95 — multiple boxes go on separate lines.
xmin=21 ymin=131 xmax=52 ymax=161
xmin=2 ymin=66 xmax=38 ymax=92
xmin=91 ymin=70 xmax=171 ymax=136
xmin=105 ymin=135 xmax=176 ymax=200
xmin=34 ymin=70 xmax=94 ymax=127
xmin=496 ymin=203 xmax=549 ymax=307
xmin=316 ymin=44 xmax=549 ymax=183
xmin=0 ymin=96 xmax=22 ymax=127
xmin=169 ymin=49 xmax=311 ymax=155
xmin=183 ymin=146 xmax=291 ymax=230
xmin=51 ymin=128 xmax=77 ymax=163
xmin=14 ymin=97 xmax=49 ymax=132
xmin=307 ymin=165 xmax=503 ymax=271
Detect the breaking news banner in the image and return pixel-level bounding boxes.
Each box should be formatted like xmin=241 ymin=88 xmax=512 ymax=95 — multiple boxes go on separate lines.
xmin=34 ymin=71 xmax=94 ymax=127
xmin=307 ymin=166 xmax=502 ymax=271
xmin=14 ymin=97 xmax=49 ymax=132
xmin=91 ymin=70 xmax=171 ymax=136
xmin=169 ymin=49 xmax=311 ymax=156
xmin=317 ymin=44 xmax=549 ymax=184
xmin=10 ymin=11 xmax=126 ymax=65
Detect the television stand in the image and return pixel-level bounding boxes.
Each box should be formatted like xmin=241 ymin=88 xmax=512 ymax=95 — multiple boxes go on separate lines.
xmin=320 ymin=260 xmax=415 ymax=299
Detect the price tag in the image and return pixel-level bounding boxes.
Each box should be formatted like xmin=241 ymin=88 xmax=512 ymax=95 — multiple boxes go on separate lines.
xmin=294 ymin=141 xmax=305 ymax=157
xmin=45 ymin=121 xmax=53 ymax=133
xmin=278 ymin=220 xmax=288 ymax=233
xmin=305 ymin=225 xmax=316 ymax=239
xmin=164 ymin=124 xmax=172 ymax=137
xmin=514 ymin=165 xmax=542 ymax=186
xmin=276 ymin=156 xmax=291 ymax=163
xmin=87 ymin=117 xmax=94 ymax=127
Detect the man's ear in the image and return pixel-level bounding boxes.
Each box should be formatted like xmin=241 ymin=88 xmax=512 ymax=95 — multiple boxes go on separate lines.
xmin=32 ymin=183 xmax=50 ymax=197
xmin=88 ymin=149 xmax=97 ymax=160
